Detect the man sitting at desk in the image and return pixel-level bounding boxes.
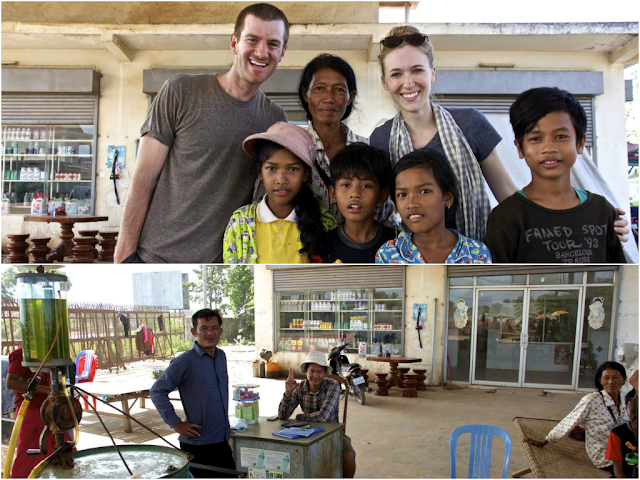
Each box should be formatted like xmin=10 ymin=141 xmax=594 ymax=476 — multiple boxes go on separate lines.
xmin=278 ymin=351 xmax=356 ymax=478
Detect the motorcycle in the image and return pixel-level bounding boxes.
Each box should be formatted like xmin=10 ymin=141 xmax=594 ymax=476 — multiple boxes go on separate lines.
xmin=328 ymin=342 xmax=369 ymax=405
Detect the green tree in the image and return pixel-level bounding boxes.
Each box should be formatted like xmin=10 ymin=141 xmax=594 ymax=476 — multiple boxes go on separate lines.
xmin=226 ymin=266 xmax=255 ymax=342
xmin=186 ymin=265 xmax=230 ymax=312
xmin=2 ymin=267 xmax=73 ymax=302
xmin=2 ymin=266 xmax=37 ymax=301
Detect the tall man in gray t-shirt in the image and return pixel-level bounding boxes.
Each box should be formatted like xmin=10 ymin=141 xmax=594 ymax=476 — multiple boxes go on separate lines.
xmin=115 ymin=3 xmax=289 ymax=264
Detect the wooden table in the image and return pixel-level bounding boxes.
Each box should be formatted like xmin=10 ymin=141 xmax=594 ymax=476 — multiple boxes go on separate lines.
xmin=231 ymin=418 xmax=343 ymax=477
xmin=24 ymin=214 xmax=108 ymax=261
xmin=512 ymin=417 xmax=609 ymax=478
xmin=366 ymin=356 xmax=421 ymax=395
xmin=76 ymin=382 xmax=152 ymax=433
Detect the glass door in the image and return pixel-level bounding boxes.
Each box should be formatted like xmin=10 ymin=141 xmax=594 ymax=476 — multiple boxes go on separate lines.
xmin=522 ymin=289 xmax=582 ymax=388
xmin=472 ymin=289 xmax=525 ymax=386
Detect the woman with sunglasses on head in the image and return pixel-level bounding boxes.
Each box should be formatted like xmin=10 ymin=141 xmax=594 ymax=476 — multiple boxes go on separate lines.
xmin=254 ymin=54 xmax=366 ymax=219
xmin=370 ymin=26 xmax=517 ymax=241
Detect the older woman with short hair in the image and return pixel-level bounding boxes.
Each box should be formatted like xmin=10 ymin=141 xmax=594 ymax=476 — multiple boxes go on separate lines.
xmin=525 ymin=361 xmax=634 ymax=472
xmin=297 ymin=53 xmax=367 ymax=217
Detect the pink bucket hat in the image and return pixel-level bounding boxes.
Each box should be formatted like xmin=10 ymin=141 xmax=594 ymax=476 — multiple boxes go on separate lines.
xmin=243 ymin=122 xmax=316 ymax=168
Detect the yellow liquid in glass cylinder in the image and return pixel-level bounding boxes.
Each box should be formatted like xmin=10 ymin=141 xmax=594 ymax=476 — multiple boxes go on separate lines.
xmin=19 ymin=298 xmax=70 ymax=363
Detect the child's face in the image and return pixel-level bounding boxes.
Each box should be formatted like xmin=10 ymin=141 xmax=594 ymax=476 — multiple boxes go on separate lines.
xmin=395 ymin=166 xmax=452 ymax=235
xmin=258 ymin=148 xmax=309 ymax=210
xmin=515 ymin=111 xmax=586 ymax=182
xmin=329 ymin=174 xmax=387 ymax=224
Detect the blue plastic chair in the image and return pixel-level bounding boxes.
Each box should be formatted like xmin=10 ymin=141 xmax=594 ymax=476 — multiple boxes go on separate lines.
xmin=450 ymin=424 xmax=512 ymax=478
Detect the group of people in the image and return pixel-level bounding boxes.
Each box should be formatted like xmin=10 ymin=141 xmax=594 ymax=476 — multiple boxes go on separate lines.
xmin=6 ymin=309 xmax=636 ymax=478
xmin=113 ymin=3 xmax=629 ymax=265
xmin=149 ymin=309 xmax=357 ymax=478
xmin=148 ymin=308 xmax=637 ymax=479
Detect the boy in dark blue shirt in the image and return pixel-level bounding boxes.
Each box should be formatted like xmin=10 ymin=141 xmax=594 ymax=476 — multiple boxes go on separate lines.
xmin=486 ymin=87 xmax=626 ymax=263
xmin=320 ymin=143 xmax=396 ymax=263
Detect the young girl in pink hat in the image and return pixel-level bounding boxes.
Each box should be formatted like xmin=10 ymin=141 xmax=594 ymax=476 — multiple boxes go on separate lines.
xmin=223 ymin=122 xmax=336 ymax=263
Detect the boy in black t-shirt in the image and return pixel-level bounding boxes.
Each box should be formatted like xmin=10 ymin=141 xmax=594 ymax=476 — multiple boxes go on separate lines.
xmin=320 ymin=143 xmax=397 ymax=263
xmin=485 ymin=87 xmax=626 ymax=263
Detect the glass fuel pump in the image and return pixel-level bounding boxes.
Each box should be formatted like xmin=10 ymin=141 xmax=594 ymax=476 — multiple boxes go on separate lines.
xmin=17 ymin=272 xmax=72 ymax=368
xmin=9 ymin=271 xmax=82 ymax=477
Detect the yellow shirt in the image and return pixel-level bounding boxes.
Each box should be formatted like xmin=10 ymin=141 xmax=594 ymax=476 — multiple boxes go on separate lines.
xmin=255 ymin=196 xmax=310 ymax=264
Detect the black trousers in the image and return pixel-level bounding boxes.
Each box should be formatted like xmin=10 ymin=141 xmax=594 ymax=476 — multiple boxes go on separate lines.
xmin=180 ymin=440 xmax=237 ymax=478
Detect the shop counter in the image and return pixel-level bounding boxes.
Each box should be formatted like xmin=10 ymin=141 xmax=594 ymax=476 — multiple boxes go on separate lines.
xmin=231 ymin=417 xmax=344 ymax=478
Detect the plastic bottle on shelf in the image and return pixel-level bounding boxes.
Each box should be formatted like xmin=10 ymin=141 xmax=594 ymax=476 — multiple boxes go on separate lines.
xmin=19 ymin=167 xmax=27 ymax=180
xmin=26 ymin=128 xmax=32 ymax=139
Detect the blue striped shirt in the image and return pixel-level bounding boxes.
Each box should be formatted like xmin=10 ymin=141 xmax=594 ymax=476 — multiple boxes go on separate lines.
xmin=150 ymin=342 xmax=230 ymax=444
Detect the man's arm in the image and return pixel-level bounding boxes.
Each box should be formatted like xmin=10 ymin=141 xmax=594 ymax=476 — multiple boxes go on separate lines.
xmin=114 ymin=135 xmax=170 ymax=263
xmin=278 ymin=368 xmax=300 ymax=419
xmin=6 ymin=373 xmax=51 ymax=396
xmin=149 ymin=359 xmax=185 ymax=429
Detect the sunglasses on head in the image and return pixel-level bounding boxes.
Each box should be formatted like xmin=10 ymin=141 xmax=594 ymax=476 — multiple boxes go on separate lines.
xmin=380 ymin=33 xmax=429 ymax=49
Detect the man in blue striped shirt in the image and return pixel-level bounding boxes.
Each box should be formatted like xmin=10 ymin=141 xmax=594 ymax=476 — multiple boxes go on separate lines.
xmin=150 ymin=308 xmax=234 ymax=478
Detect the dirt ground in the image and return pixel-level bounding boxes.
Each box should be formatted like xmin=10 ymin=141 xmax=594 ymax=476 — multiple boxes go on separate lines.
xmin=2 ymin=346 xmax=586 ymax=478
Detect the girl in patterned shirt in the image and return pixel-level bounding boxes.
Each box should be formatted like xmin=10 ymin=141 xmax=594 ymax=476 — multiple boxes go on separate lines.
xmin=375 ymin=149 xmax=491 ymax=264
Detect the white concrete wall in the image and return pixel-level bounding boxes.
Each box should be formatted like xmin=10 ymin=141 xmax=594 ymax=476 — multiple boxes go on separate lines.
xmin=398 ymin=265 xmax=447 ymax=385
xmin=254 ymin=264 xmax=275 ymax=358
xmin=617 ymin=265 xmax=639 ymax=348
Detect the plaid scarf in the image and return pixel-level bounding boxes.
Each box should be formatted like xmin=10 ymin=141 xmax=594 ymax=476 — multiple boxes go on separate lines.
xmin=388 ymin=103 xmax=490 ymax=241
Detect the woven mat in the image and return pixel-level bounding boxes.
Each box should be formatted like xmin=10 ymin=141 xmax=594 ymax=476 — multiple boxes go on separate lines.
xmin=513 ymin=417 xmax=609 ymax=478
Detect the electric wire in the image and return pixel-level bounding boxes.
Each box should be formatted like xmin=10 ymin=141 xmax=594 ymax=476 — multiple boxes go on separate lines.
xmin=60 ymin=375 xmax=80 ymax=448
xmin=79 ymin=391 xmax=134 ymax=477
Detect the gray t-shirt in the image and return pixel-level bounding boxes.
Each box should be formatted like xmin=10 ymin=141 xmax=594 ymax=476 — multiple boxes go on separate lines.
xmin=138 ymin=74 xmax=286 ymax=263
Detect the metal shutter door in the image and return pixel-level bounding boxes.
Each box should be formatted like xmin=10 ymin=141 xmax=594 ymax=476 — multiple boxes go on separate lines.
xmin=272 ymin=265 xmax=405 ymax=291
xmin=1 ymin=94 xmax=97 ymax=125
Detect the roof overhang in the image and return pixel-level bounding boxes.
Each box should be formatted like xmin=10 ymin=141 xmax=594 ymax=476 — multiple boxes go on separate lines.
xmin=2 ymin=22 xmax=638 ymax=66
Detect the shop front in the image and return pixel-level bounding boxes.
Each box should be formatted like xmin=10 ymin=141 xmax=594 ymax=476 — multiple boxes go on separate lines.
xmin=270 ymin=266 xmax=405 ymax=357
xmin=255 ymin=265 xmax=636 ymax=390
xmin=1 ymin=68 xmax=101 ymax=217
xmin=445 ymin=266 xmax=630 ymax=391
